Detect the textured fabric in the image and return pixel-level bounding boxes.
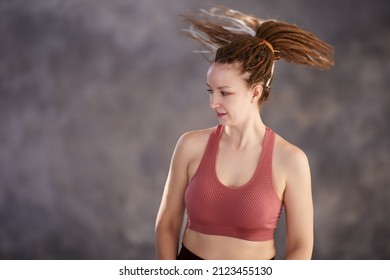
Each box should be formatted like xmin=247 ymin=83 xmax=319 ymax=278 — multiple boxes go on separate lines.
xmin=185 ymin=125 xmax=283 ymax=241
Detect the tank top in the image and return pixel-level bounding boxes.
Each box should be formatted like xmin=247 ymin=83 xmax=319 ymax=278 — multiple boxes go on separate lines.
xmin=185 ymin=125 xmax=283 ymax=241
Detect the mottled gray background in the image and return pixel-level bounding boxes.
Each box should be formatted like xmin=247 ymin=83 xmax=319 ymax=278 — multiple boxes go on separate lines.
xmin=0 ymin=0 xmax=389 ymax=260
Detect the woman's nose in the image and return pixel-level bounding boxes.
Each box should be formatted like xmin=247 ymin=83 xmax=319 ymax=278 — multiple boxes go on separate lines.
xmin=209 ymin=94 xmax=220 ymax=109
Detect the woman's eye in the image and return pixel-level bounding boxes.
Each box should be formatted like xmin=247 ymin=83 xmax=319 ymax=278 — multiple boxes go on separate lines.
xmin=207 ymin=89 xmax=213 ymax=94
xmin=221 ymin=91 xmax=229 ymax=96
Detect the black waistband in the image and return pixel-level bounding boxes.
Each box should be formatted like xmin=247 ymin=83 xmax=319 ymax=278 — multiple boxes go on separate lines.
xmin=176 ymin=243 xmax=275 ymax=260
xmin=177 ymin=244 xmax=204 ymax=260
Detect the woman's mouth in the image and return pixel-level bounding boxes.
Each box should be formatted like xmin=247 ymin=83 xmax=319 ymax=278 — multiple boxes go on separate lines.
xmin=216 ymin=112 xmax=227 ymax=118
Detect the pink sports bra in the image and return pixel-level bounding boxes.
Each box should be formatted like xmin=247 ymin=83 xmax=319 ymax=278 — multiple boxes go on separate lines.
xmin=185 ymin=125 xmax=283 ymax=241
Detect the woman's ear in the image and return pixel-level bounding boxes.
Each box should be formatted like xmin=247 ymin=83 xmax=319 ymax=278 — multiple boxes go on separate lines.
xmin=251 ymin=84 xmax=263 ymax=104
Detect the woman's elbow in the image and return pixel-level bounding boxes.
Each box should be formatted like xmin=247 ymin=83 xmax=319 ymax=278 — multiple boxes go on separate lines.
xmin=284 ymin=241 xmax=313 ymax=260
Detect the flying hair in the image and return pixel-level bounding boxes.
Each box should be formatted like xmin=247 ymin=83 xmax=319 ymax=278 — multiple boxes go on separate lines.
xmin=181 ymin=6 xmax=335 ymax=104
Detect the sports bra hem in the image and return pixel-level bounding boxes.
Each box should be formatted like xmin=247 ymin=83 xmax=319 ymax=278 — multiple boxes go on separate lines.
xmin=187 ymin=221 xmax=276 ymax=242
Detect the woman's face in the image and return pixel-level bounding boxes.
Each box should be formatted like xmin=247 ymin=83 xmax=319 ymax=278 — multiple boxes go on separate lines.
xmin=206 ymin=62 xmax=258 ymax=126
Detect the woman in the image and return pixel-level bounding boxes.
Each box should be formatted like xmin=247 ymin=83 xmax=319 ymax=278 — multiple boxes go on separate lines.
xmin=155 ymin=7 xmax=334 ymax=260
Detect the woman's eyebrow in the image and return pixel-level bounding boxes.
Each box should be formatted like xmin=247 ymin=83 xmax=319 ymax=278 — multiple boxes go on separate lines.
xmin=206 ymin=83 xmax=231 ymax=89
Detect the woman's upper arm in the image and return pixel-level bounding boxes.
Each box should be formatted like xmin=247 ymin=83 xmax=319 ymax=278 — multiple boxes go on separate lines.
xmin=156 ymin=132 xmax=194 ymax=228
xmin=283 ymin=148 xmax=313 ymax=259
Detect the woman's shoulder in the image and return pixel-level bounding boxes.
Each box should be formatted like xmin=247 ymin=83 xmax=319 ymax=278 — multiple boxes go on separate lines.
xmin=179 ymin=126 xmax=216 ymax=143
xmin=174 ymin=126 xmax=217 ymax=158
xmin=272 ymin=130 xmax=309 ymax=171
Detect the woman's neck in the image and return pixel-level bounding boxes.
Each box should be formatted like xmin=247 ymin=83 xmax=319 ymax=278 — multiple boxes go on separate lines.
xmin=222 ymin=114 xmax=266 ymax=150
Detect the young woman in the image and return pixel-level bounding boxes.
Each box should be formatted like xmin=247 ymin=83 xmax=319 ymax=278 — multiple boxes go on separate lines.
xmin=155 ymin=6 xmax=334 ymax=260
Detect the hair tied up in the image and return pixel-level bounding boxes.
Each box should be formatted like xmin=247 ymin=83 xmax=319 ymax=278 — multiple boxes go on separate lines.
xmin=259 ymin=39 xmax=281 ymax=61
xmin=181 ymin=6 xmax=335 ymax=104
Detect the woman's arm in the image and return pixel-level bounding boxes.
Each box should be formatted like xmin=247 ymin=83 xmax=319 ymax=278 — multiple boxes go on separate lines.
xmin=155 ymin=133 xmax=192 ymax=259
xmin=283 ymin=148 xmax=313 ymax=260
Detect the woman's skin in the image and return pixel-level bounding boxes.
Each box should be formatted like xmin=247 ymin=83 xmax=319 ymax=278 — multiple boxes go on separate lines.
xmin=155 ymin=62 xmax=313 ymax=260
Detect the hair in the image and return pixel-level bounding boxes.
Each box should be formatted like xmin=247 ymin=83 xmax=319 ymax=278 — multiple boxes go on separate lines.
xmin=181 ymin=6 xmax=335 ymax=104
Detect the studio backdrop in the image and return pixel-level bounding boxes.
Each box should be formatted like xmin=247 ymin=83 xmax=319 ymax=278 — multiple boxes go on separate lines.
xmin=0 ymin=0 xmax=389 ymax=259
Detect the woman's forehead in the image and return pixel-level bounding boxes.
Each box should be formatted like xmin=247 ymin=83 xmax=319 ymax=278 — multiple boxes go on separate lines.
xmin=207 ymin=63 xmax=250 ymax=84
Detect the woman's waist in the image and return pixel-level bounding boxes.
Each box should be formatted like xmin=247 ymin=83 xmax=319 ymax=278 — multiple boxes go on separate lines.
xmin=182 ymin=229 xmax=276 ymax=260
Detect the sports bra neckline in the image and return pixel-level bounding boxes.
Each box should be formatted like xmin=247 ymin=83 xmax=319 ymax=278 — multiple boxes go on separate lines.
xmin=212 ymin=125 xmax=271 ymax=190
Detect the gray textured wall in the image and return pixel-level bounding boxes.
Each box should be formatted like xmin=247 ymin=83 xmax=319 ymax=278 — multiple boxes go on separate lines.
xmin=0 ymin=0 xmax=389 ymax=259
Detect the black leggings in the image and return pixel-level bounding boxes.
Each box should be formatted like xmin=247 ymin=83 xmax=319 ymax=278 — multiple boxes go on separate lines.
xmin=177 ymin=244 xmax=204 ymax=260
xmin=176 ymin=244 xmax=275 ymax=260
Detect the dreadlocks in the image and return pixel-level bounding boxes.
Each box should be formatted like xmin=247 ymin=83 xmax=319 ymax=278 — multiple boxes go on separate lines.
xmin=181 ymin=6 xmax=334 ymax=104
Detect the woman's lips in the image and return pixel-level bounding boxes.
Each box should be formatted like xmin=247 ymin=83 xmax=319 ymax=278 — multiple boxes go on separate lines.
xmin=216 ymin=112 xmax=227 ymax=118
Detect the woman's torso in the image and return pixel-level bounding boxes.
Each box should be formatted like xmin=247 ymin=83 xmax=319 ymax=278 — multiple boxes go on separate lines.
xmin=182 ymin=126 xmax=287 ymax=260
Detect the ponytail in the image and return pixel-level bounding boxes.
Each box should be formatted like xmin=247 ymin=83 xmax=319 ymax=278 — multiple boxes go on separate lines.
xmin=181 ymin=6 xmax=334 ymax=103
xmin=256 ymin=20 xmax=334 ymax=69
